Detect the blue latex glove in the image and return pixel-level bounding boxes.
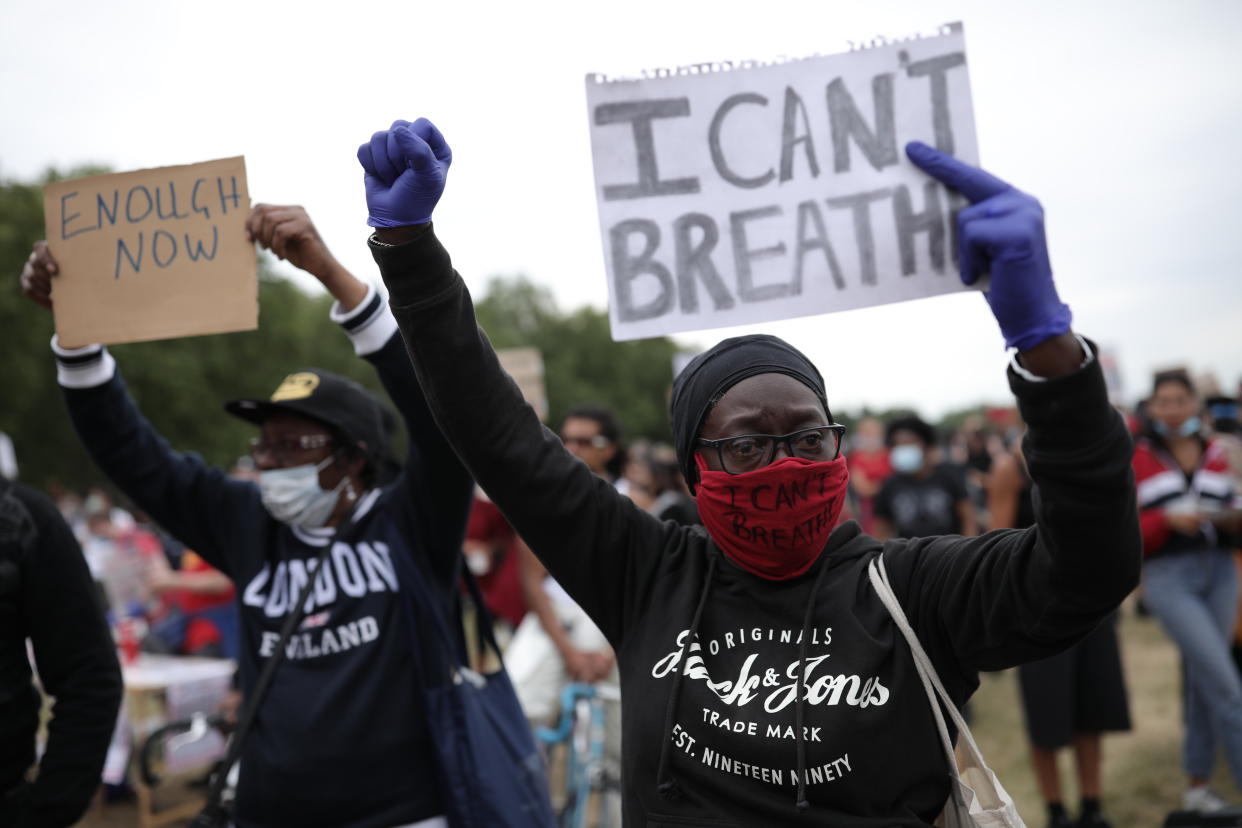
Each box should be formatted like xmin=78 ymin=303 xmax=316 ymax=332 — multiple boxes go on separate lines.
xmin=357 ymin=118 xmax=452 ymax=227
xmin=905 ymin=141 xmax=1071 ymax=351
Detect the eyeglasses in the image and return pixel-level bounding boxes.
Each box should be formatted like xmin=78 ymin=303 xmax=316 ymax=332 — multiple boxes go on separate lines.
xmin=562 ymin=435 xmax=611 ymax=450
xmin=248 ymin=434 xmax=334 ymax=463
xmin=697 ymin=425 xmax=846 ymax=474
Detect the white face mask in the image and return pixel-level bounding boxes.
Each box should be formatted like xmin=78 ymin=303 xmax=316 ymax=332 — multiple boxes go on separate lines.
xmin=258 ymin=456 xmax=348 ymax=529
xmin=890 ymin=444 xmax=925 ymax=474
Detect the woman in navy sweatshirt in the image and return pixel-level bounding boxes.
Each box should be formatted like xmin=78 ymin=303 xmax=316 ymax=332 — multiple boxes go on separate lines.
xmin=21 ymin=206 xmax=476 ymax=828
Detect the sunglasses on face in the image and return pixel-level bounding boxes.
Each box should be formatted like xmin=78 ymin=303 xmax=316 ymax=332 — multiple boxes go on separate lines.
xmin=562 ymin=435 xmax=611 ymax=450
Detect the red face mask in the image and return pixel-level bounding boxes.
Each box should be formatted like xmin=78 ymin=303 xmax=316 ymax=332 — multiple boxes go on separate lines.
xmin=694 ymin=454 xmax=849 ymax=581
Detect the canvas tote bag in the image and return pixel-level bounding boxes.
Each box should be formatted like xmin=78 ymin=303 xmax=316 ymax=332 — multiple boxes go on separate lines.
xmin=393 ymin=546 xmax=556 ymax=828
xmin=867 ymin=556 xmax=1026 ymax=828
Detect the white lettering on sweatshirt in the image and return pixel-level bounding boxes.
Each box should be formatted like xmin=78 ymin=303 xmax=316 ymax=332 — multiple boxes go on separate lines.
xmin=242 ymin=541 xmax=398 ymax=618
xmin=652 ymin=630 xmax=889 ymax=712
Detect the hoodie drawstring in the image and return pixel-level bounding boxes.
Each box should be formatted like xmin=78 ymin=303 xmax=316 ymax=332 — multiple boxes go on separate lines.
xmin=656 ymin=549 xmax=720 ymax=800
xmin=656 ymin=547 xmax=833 ymax=815
xmin=794 ymin=556 xmax=833 ymax=812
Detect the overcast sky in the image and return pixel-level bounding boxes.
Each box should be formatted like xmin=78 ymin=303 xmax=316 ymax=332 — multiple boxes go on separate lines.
xmin=3 ymin=0 xmax=1240 ymax=418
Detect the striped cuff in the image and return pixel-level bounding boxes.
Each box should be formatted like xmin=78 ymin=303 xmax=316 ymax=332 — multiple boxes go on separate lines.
xmin=1009 ymin=333 xmax=1094 ymax=383
xmin=51 ymin=336 xmax=116 ymax=389
xmin=328 ymin=283 xmax=399 ymax=356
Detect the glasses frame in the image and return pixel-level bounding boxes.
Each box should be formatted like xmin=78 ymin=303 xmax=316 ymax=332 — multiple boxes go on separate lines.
xmin=248 ymin=434 xmax=335 ymax=464
xmin=562 ymin=435 xmax=612 ymax=450
xmin=697 ymin=424 xmax=847 ymax=475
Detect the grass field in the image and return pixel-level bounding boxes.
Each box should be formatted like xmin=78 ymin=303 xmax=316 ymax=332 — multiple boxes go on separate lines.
xmin=77 ymin=600 xmax=1238 ymax=827
xmin=970 ymin=601 xmax=1241 ymax=827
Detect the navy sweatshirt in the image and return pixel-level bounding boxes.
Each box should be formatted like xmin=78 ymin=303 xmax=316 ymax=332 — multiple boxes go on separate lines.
xmin=369 ymin=225 xmax=1141 ymax=827
xmin=53 ymin=288 xmax=472 ymax=828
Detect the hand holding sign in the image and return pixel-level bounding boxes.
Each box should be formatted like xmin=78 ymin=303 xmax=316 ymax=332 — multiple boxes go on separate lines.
xmin=357 ymin=118 xmax=452 ymax=227
xmin=247 ymin=204 xmax=342 ymax=280
xmin=247 ymin=204 xmax=370 ymax=310
xmin=20 ymin=241 xmax=57 ymax=311
xmin=905 ymin=141 xmax=1071 ymax=351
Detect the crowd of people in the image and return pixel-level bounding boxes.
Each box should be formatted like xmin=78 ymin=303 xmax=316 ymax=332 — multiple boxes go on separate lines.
xmin=47 ymin=486 xmax=240 ymax=661
xmin=2 ymin=116 xmax=1238 ymax=828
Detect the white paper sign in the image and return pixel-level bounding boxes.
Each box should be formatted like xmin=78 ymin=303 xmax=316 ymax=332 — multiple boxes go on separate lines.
xmin=586 ymin=23 xmax=979 ymax=341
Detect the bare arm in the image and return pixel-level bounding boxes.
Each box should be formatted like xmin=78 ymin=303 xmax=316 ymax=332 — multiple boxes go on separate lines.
xmin=1016 ymin=332 xmax=1086 ymax=379
xmin=147 ymin=554 xmax=232 ymax=596
xmin=246 ymin=204 xmax=368 ymax=309
xmin=957 ymin=498 xmax=979 ymax=537
xmin=986 ymin=451 xmax=1024 ymax=530
xmin=517 ymin=540 xmax=608 ymax=682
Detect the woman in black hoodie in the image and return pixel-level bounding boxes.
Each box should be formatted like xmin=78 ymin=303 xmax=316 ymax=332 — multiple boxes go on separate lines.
xmin=356 ymin=118 xmax=1140 ymax=827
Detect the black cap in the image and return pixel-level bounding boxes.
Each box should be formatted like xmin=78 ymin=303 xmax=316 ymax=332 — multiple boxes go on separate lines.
xmin=225 ymin=369 xmax=392 ymax=468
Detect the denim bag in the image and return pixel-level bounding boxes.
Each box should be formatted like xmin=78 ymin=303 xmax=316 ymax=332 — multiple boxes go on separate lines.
xmin=394 ymin=548 xmax=556 ymax=828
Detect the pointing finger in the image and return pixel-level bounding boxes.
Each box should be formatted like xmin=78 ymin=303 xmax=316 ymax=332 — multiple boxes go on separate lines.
xmin=906 ymin=141 xmax=1011 ymax=204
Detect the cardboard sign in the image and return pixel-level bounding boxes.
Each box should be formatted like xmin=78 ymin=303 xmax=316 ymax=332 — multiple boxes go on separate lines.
xmin=497 ymin=347 xmax=549 ymax=422
xmin=585 ymin=23 xmax=978 ymax=341
xmin=42 ymin=157 xmax=256 ymax=346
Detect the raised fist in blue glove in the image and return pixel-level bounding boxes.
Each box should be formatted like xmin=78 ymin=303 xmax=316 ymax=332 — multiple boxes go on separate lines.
xmin=906 ymin=142 xmax=1071 ymax=351
xmin=357 ymin=118 xmax=452 ymax=227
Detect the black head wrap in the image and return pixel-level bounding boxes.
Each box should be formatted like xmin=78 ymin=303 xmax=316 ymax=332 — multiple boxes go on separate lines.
xmin=670 ymin=334 xmax=830 ymax=493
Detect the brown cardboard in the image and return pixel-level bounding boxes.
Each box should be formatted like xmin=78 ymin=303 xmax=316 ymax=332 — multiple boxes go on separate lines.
xmin=42 ymin=157 xmax=256 ymax=347
xmin=497 ymin=347 xmax=548 ymax=423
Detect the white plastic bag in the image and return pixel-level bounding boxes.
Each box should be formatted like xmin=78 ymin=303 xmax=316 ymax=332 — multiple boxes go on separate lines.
xmin=868 ymin=556 xmax=1026 ymax=828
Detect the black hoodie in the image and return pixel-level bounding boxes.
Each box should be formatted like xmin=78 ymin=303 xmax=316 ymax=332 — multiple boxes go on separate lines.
xmin=1 ymin=481 xmax=122 ymax=828
xmin=370 ymin=226 xmax=1141 ymax=827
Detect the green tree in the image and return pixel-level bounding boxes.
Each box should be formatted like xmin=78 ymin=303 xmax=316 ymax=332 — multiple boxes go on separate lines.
xmin=475 ymin=275 xmax=680 ymax=441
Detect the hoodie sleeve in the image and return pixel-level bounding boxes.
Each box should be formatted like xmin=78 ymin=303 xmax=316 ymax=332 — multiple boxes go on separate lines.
xmin=884 ymin=345 xmax=1141 ymax=675
xmin=53 ymin=339 xmax=262 ymax=578
xmin=328 ymin=284 xmax=473 ymax=586
xmin=367 ymin=227 xmax=671 ymax=645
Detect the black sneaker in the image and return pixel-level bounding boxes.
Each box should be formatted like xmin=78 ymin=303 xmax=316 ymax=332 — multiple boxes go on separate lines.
xmin=1047 ymin=813 xmax=1073 ymax=828
xmin=1076 ymin=813 xmax=1112 ymax=828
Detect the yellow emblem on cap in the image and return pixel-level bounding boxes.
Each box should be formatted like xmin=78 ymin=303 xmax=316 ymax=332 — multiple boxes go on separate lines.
xmin=271 ymin=372 xmax=320 ymax=402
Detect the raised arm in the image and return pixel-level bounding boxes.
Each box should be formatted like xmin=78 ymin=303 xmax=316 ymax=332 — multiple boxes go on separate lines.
xmin=20 ymin=243 xmax=260 ymax=577
xmin=885 ymin=145 xmax=1141 ymax=674
xmin=355 ymin=119 xmax=669 ymax=642
xmin=246 ymin=203 xmax=472 ymax=582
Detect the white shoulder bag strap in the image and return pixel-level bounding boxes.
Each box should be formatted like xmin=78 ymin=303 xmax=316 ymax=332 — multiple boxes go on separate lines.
xmin=867 ymin=555 xmax=1026 ymax=828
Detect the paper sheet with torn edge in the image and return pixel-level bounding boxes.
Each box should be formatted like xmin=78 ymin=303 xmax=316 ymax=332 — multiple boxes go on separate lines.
xmin=42 ymin=156 xmax=256 ymax=347
xmin=585 ymin=23 xmax=979 ymax=342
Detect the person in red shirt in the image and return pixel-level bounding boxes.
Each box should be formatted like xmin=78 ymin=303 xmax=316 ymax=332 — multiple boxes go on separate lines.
xmin=147 ymin=549 xmax=238 ymax=658
xmin=845 ymin=417 xmax=891 ymax=536
xmin=1134 ymin=370 xmax=1242 ymax=813
xmin=463 ymin=489 xmax=527 ymax=632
